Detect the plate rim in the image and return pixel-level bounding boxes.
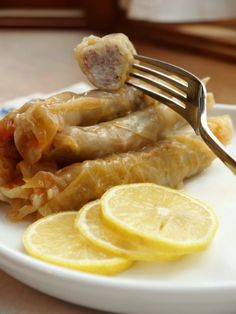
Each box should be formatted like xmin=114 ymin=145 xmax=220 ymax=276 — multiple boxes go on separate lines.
xmin=1 ymin=103 xmax=236 ymax=293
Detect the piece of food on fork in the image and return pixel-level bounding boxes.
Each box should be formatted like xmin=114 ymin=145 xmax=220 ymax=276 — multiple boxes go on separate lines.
xmin=75 ymin=34 xmax=136 ymax=91
xmin=75 ymin=32 xmax=210 ymax=98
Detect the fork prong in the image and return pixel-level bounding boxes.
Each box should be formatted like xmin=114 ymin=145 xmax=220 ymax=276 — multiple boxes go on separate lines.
xmin=133 ymin=63 xmax=188 ymax=92
xmin=130 ymin=71 xmax=187 ymax=101
xmin=134 ymin=54 xmax=198 ymax=85
xmin=126 ymin=81 xmax=186 ymax=117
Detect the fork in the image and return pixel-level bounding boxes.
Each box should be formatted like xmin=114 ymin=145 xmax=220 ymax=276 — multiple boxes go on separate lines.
xmin=126 ymin=54 xmax=236 ymax=175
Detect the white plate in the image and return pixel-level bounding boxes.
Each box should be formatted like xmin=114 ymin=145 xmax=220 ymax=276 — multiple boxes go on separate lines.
xmin=0 ymin=105 xmax=236 ymax=314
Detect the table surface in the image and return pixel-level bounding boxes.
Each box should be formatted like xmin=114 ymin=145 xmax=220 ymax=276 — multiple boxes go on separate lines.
xmin=0 ymin=30 xmax=235 ymax=314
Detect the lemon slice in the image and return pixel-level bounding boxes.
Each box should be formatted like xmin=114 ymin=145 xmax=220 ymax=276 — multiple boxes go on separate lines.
xmin=101 ymin=184 xmax=218 ymax=255
xmin=23 ymin=212 xmax=133 ymax=275
xmin=75 ymin=200 xmax=180 ymax=261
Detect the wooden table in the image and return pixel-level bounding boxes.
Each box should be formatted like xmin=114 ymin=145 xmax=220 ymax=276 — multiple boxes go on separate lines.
xmin=0 ymin=30 xmax=235 ymax=314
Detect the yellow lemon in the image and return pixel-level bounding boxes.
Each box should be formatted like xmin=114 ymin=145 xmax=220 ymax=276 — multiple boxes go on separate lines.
xmin=75 ymin=200 xmax=181 ymax=261
xmin=101 ymin=183 xmax=218 ymax=255
xmin=23 ymin=211 xmax=133 ymax=275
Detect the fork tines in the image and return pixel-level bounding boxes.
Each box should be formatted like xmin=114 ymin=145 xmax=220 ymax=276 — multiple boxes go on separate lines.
xmin=127 ymin=54 xmax=236 ymax=175
xmin=127 ymin=54 xmax=194 ymax=115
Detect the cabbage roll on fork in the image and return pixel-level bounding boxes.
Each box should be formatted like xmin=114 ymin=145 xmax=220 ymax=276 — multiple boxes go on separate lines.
xmin=75 ymin=34 xmax=136 ymax=91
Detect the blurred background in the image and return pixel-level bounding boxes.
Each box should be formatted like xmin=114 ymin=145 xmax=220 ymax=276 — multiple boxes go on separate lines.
xmin=0 ymin=0 xmax=236 ymax=103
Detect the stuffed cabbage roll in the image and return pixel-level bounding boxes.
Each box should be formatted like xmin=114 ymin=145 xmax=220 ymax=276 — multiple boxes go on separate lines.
xmin=0 ymin=91 xmax=215 ymax=183
xmin=75 ymin=34 xmax=136 ymax=90
xmin=0 ymin=86 xmax=152 ymax=165
xmin=0 ymin=91 xmax=75 ymax=140
xmin=45 ymin=104 xmax=184 ymax=164
xmin=2 ymin=115 xmax=232 ymax=220
xmin=44 ymin=92 xmax=215 ymax=164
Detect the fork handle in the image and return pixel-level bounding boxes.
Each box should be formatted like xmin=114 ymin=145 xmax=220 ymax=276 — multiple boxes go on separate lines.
xmin=199 ymin=117 xmax=236 ymax=175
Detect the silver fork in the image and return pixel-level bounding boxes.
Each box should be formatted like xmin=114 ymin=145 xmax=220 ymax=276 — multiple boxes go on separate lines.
xmin=126 ymin=54 xmax=236 ymax=175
